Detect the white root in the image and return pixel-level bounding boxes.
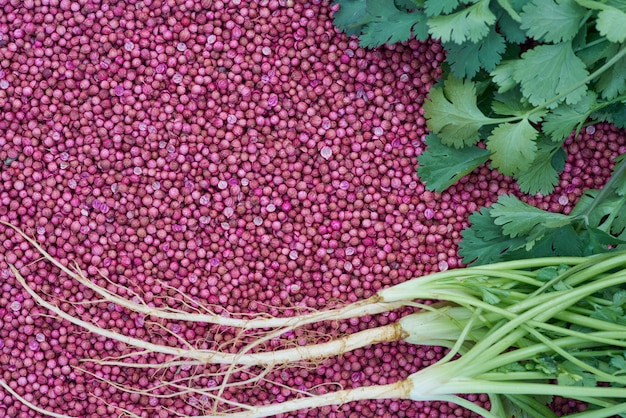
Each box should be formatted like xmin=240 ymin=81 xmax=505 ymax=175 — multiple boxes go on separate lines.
xmin=11 ymin=264 xmax=405 ymax=366
xmin=204 ymin=380 xmax=411 ymax=418
xmin=1 ymin=220 xmax=406 ymax=329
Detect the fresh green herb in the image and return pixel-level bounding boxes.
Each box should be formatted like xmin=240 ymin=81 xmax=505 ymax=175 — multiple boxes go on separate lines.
xmin=332 ymin=0 xmax=626 ymax=194
xmin=459 ymin=156 xmax=626 ymax=265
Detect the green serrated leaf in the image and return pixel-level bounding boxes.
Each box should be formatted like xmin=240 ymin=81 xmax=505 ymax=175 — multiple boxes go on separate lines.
xmin=613 ymin=202 xmax=626 ymax=238
xmin=577 ymin=37 xmax=618 ymax=68
xmin=423 ymin=76 xmax=495 ymax=148
xmin=444 ymin=28 xmax=506 ymax=78
xmin=416 ymin=134 xmax=490 ymax=191
xmin=597 ymin=7 xmax=626 ymax=42
xmin=487 ymin=119 xmax=539 ymax=176
xmin=569 ymin=189 xmax=626 ymax=230
xmin=424 ymin=0 xmax=462 ymax=16
xmin=610 ymin=154 xmax=626 ymax=196
xmin=495 ymin=0 xmax=524 ymax=21
xmin=491 ymin=60 xmax=521 ymax=93
xmin=428 ymin=0 xmax=496 ymax=43
xmin=542 ymin=91 xmax=598 ymax=142
xmin=595 ymin=54 xmax=626 ymax=100
xmin=579 ymin=227 xmax=626 ymax=254
xmin=558 ymin=362 xmax=598 ymax=387
xmin=507 ymin=225 xmax=584 ymax=257
xmin=490 ymin=195 xmax=571 ymax=239
xmin=491 ymin=88 xmax=546 ymax=122
xmin=516 ymin=140 xmax=562 ymax=195
xmin=589 ymin=101 xmax=626 ymax=128
xmin=497 ymin=11 xmax=527 ymax=43
xmin=358 ymin=1 xmax=427 ymax=47
xmin=552 ymin=147 xmax=567 ymax=172
xmin=520 ymin=0 xmax=586 ymax=43
xmin=609 ymin=354 xmax=626 ymax=371
xmin=514 ymin=42 xmax=589 ymax=107
xmin=459 ymin=206 xmax=526 ymax=265
xmin=333 ymin=0 xmax=368 ymax=36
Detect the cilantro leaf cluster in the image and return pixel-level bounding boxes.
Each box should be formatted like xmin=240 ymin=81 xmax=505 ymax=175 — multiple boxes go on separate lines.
xmin=332 ymin=0 xmax=626 ymax=195
xmin=459 ymin=156 xmax=626 ymax=265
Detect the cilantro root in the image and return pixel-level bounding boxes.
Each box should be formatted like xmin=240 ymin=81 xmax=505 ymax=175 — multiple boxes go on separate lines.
xmin=7 ymin=221 xmax=626 ymax=417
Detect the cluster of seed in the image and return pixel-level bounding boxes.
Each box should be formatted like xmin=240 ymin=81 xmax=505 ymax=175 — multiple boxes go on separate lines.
xmin=0 ymin=0 xmax=624 ymax=416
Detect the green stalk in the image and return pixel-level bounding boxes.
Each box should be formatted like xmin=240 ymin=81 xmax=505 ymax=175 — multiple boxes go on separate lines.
xmin=569 ymin=399 xmax=626 ymax=418
xmin=523 ymin=327 xmax=626 ymax=385
xmin=454 ymin=271 xmax=626 ymax=369
xmin=479 ymin=332 xmax=623 ymax=373
xmin=531 ymin=251 xmax=626 ymax=296
xmin=440 ymin=379 xmax=626 ymax=399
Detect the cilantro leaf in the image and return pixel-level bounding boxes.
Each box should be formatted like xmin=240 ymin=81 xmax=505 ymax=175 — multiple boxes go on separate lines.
xmin=516 ymin=140 xmax=562 ymax=195
xmin=595 ymin=54 xmax=626 ymax=100
xmin=578 ymin=227 xmax=626 ymax=254
xmin=444 ymin=28 xmax=506 ymax=78
xmin=542 ymin=92 xmax=598 ymax=142
xmin=557 ymin=361 xmax=597 ymax=387
xmin=513 ymin=42 xmax=589 ymax=107
xmin=590 ymin=101 xmax=626 ymax=128
xmin=577 ymin=37 xmax=619 ymax=68
xmin=486 ymin=119 xmax=539 ymax=177
xmin=416 ymin=134 xmax=490 ymax=191
xmin=423 ymin=76 xmax=495 ymax=148
xmin=519 ymin=0 xmax=586 ymax=43
xmin=611 ymin=154 xmax=626 ymax=196
xmin=424 ymin=0 xmax=461 ymax=16
xmin=490 ymin=60 xmax=521 ymax=93
xmin=611 ymin=200 xmax=626 ymax=239
xmin=490 ymin=195 xmax=571 ymax=240
xmin=507 ymin=225 xmax=584 ymax=258
xmin=359 ymin=1 xmax=428 ymax=47
xmin=427 ymin=0 xmax=496 ymax=43
xmin=569 ymin=189 xmax=624 ymax=230
xmin=491 ymin=88 xmax=546 ymax=122
xmin=609 ymin=353 xmax=626 ymax=373
xmin=596 ymin=7 xmax=626 ymax=43
xmin=497 ymin=12 xmax=527 ymax=43
xmin=332 ymin=0 xmax=368 ymax=36
xmin=576 ymin=0 xmax=626 ymax=42
xmin=459 ymin=206 xmax=526 ymax=265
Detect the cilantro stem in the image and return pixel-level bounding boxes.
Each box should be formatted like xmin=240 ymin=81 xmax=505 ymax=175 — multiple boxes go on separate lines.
xmin=443 ymin=379 xmax=626 ymax=399
xmin=567 ymin=402 xmax=626 ymax=418
xmin=573 ymin=36 xmax=607 ymax=54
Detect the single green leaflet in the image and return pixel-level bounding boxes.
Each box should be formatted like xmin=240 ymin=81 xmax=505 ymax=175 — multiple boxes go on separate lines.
xmin=519 ymin=0 xmax=586 ymax=44
xmin=416 ymin=134 xmax=490 ymax=191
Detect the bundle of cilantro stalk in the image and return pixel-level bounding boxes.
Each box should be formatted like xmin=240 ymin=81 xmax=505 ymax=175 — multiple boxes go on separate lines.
xmin=332 ymin=0 xmax=626 ymax=264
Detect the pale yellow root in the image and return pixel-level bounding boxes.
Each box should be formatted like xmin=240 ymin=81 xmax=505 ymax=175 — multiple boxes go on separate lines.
xmin=1 ymin=220 xmax=406 ymax=329
xmin=204 ymin=379 xmax=412 ymax=418
xmin=11 ymin=264 xmax=402 ymax=366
